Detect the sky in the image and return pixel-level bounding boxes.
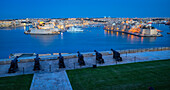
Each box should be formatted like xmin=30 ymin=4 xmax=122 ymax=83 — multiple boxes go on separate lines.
xmin=0 ymin=0 xmax=170 ymax=19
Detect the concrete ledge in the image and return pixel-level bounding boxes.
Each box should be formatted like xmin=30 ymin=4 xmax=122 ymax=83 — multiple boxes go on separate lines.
xmin=39 ymin=54 xmax=51 ymax=56
xmin=0 ymin=47 xmax=170 ymax=65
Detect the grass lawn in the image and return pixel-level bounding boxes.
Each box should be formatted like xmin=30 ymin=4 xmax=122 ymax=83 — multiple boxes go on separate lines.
xmin=66 ymin=60 xmax=170 ymax=90
xmin=0 ymin=74 xmax=33 ymax=90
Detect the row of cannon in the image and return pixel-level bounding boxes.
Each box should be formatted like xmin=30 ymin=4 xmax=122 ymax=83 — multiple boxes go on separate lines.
xmin=8 ymin=49 xmax=122 ymax=73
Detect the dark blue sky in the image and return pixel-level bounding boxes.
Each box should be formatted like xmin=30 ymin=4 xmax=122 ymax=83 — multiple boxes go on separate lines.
xmin=0 ymin=0 xmax=170 ymax=19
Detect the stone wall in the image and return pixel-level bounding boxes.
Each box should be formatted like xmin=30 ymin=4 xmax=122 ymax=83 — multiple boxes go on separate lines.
xmin=0 ymin=47 xmax=170 ymax=65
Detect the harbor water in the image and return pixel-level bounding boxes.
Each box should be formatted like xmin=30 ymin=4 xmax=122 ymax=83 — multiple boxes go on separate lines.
xmin=0 ymin=24 xmax=170 ymax=59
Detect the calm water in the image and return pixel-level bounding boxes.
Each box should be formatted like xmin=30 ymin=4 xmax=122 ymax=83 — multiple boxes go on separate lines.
xmin=0 ymin=24 xmax=170 ymax=59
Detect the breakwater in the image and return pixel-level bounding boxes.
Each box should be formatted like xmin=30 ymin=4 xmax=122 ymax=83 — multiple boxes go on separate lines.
xmin=0 ymin=47 xmax=169 ymax=65
xmin=105 ymin=29 xmax=162 ymax=37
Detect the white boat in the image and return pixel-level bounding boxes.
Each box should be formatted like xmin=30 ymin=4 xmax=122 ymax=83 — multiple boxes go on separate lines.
xmin=24 ymin=28 xmax=60 ymax=35
xmin=24 ymin=22 xmax=60 ymax=35
xmin=67 ymin=26 xmax=84 ymax=32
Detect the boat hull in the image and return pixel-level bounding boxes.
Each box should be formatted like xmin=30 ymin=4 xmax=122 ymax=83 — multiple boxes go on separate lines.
xmin=67 ymin=30 xmax=83 ymax=32
xmin=24 ymin=28 xmax=60 ymax=35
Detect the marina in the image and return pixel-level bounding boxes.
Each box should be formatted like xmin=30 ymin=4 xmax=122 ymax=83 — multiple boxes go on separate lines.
xmin=0 ymin=23 xmax=169 ymax=59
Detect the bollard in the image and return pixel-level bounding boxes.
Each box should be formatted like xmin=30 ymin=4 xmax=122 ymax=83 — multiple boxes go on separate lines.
xmin=134 ymin=56 xmax=136 ymax=63
xmin=23 ymin=67 xmax=24 ymax=74
xmin=126 ymin=52 xmax=127 ymax=57
xmin=74 ymin=63 xmax=75 ymax=69
xmin=49 ymin=65 xmax=51 ymax=72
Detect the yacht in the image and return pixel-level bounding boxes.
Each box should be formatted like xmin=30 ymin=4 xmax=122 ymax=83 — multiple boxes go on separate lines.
xmin=24 ymin=22 xmax=60 ymax=35
xmin=67 ymin=26 xmax=84 ymax=32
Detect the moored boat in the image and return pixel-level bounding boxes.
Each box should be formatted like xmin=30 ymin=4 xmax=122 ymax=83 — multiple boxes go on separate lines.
xmin=67 ymin=26 xmax=84 ymax=32
xmin=24 ymin=28 xmax=60 ymax=35
xmin=24 ymin=22 xmax=60 ymax=35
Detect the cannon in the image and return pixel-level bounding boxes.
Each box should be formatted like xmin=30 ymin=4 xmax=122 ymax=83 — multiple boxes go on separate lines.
xmin=8 ymin=56 xmax=19 ymax=73
xmin=77 ymin=51 xmax=85 ymax=66
xmin=33 ymin=54 xmax=41 ymax=71
xmin=111 ymin=49 xmax=122 ymax=62
xmin=94 ymin=50 xmax=104 ymax=64
xmin=58 ymin=53 xmax=65 ymax=68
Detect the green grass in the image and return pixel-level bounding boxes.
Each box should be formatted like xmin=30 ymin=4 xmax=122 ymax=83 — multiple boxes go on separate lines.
xmin=67 ymin=60 xmax=170 ymax=90
xmin=0 ymin=74 xmax=33 ymax=90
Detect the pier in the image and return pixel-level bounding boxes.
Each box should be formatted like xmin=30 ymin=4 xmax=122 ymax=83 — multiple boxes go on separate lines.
xmin=105 ymin=29 xmax=162 ymax=37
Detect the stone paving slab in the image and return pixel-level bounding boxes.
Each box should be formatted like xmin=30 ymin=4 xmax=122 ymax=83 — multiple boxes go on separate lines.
xmin=30 ymin=71 xmax=72 ymax=90
xmin=0 ymin=50 xmax=170 ymax=77
xmin=0 ymin=50 xmax=169 ymax=90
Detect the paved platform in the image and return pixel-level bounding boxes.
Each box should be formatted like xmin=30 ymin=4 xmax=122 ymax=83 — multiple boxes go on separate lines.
xmin=0 ymin=50 xmax=170 ymax=90
xmin=30 ymin=71 xmax=72 ymax=90
xmin=0 ymin=50 xmax=170 ymax=77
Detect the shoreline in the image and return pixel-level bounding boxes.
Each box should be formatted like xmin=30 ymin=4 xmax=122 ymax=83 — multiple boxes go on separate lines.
xmin=105 ymin=29 xmax=163 ymax=37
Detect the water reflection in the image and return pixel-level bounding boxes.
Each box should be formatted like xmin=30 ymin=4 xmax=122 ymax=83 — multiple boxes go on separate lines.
xmin=127 ymin=34 xmax=130 ymax=39
xmin=0 ymin=25 xmax=169 ymax=59
xmin=116 ymin=32 xmax=118 ymax=37
xmin=61 ymin=32 xmax=64 ymax=40
xmin=111 ymin=31 xmax=113 ymax=36
xmin=30 ymin=35 xmax=57 ymax=46
xmin=141 ymin=37 xmax=143 ymax=44
xmin=104 ymin=30 xmax=119 ymax=37
xmin=104 ymin=30 xmax=157 ymax=43
xmin=122 ymin=33 xmax=124 ymax=35
xmin=130 ymin=35 xmax=134 ymax=41
xmin=24 ymin=26 xmax=26 ymax=30
xmin=143 ymin=37 xmax=157 ymax=42
xmin=104 ymin=30 xmax=107 ymax=36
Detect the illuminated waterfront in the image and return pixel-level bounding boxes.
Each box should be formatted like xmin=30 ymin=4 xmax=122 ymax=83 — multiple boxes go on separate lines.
xmin=0 ymin=24 xmax=169 ymax=59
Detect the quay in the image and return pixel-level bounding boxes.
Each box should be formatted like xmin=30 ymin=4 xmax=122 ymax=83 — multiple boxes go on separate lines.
xmin=0 ymin=47 xmax=170 ymax=90
xmin=0 ymin=47 xmax=169 ymax=65
xmin=105 ymin=29 xmax=163 ymax=37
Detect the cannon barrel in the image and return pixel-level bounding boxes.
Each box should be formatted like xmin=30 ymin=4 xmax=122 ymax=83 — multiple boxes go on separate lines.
xmin=58 ymin=53 xmax=65 ymax=68
xmin=94 ymin=50 xmax=104 ymax=64
xmin=33 ymin=54 xmax=41 ymax=71
xmin=111 ymin=49 xmax=122 ymax=62
xmin=8 ymin=56 xmax=19 ymax=73
xmin=77 ymin=51 xmax=85 ymax=66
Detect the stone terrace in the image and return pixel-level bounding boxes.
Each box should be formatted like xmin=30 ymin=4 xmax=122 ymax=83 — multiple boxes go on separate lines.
xmin=0 ymin=50 xmax=170 ymax=77
xmin=0 ymin=49 xmax=170 ymax=90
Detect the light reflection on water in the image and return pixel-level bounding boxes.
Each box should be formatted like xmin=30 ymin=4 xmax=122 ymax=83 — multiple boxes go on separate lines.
xmin=30 ymin=35 xmax=57 ymax=46
xmin=104 ymin=29 xmax=159 ymax=44
xmin=0 ymin=24 xmax=169 ymax=59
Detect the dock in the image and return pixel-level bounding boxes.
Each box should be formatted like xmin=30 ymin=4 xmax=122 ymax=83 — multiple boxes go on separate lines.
xmin=105 ymin=29 xmax=162 ymax=37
